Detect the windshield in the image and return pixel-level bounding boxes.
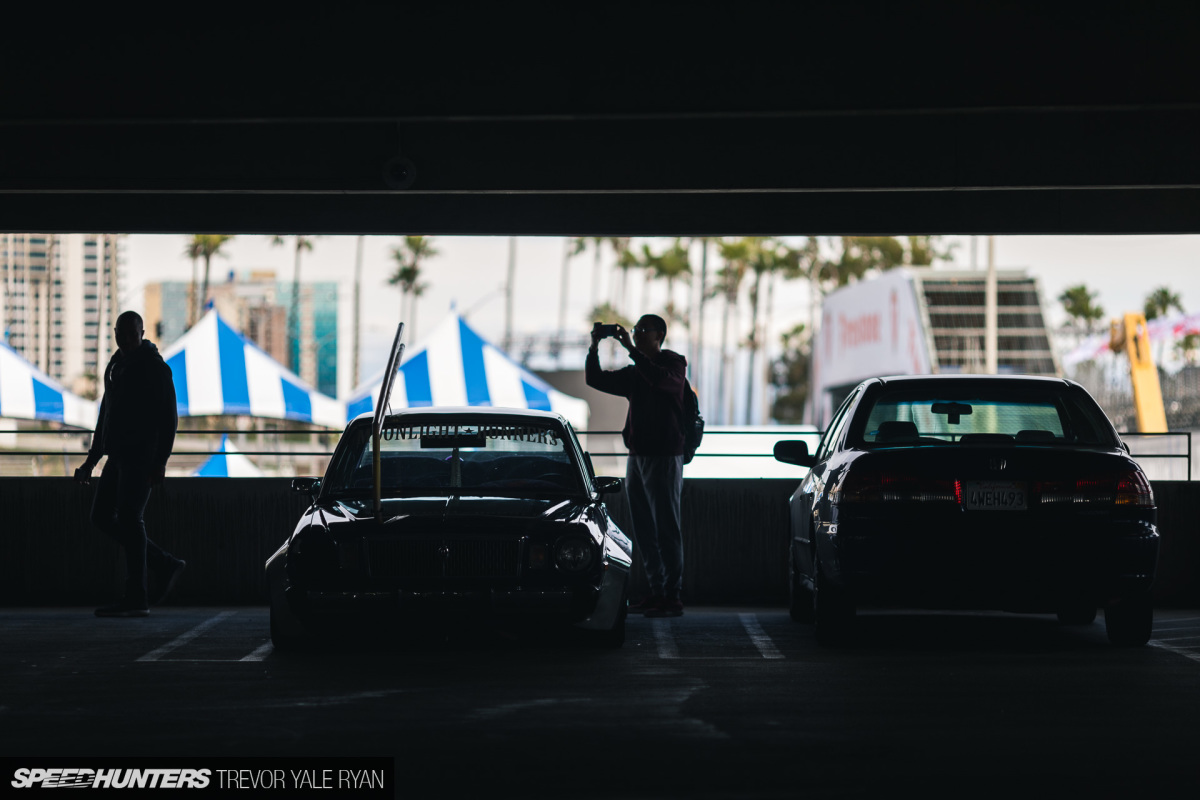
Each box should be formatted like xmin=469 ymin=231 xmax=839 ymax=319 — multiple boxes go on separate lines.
xmin=325 ymin=418 xmax=584 ymax=497
xmin=853 ymin=385 xmax=1116 ymax=448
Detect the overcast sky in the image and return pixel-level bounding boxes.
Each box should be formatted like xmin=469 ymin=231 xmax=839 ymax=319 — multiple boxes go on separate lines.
xmin=122 ymin=234 xmax=1200 ymax=399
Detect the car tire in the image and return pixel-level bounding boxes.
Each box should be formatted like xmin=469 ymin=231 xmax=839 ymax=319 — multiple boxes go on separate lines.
xmin=1056 ymin=600 xmax=1098 ymax=625
xmin=1105 ymin=590 xmax=1153 ymax=646
xmin=587 ymin=599 xmax=627 ymax=649
xmin=812 ymin=557 xmax=854 ymax=645
xmin=788 ymin=545 xmax=814 ymax=623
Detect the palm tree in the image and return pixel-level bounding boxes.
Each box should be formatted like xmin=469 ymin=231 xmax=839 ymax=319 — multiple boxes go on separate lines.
xmin=714 ymin=238 xmax=751 ymax=424
xmin=388 ymin=236 xmax=438 ymax=340
xmin=270 ymin=235 xmax=316 ymax=374
xmin=353 ymin=235 xmax=365 ymax=388
xmin=578 ymin=237 xmax=606 ymax=308
xmin=1143 ymin=286 xmax=1184 ymax=363
xmin=606 ymin=238 xmax=635 ymax=316
xmin=1176 ymin=332 xmax=1200 ymax=366
xmin=191 ymin=234 xmax=235 ymax=326
xmin=829 ymin=236 xmax=906 ymax=287
xmin=559 ymin=237 xmax=587 ymax=336
xmin=689 ymin=238 xmax=708 ymax=385
xmin=585 ymin=301 xmax=632 ymax=330
xmin=1143 ymin=286 xmax=1184 ymax=321
xmin=183 ymin=236 xmax=202 ymax=328
xmin=642 ymin=238 xmax=692 ymax=327
xmin=906 ymin=235 xmax=957 ymax=266
xmin=744 ymin=238 xmax=796 ymax=424
xmin=1058 ymin=283 xmax=1105 ymax=336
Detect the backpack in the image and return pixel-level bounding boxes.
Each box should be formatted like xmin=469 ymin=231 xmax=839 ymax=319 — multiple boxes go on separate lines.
xmin=679 ymin=379 xmax=704 ymax=465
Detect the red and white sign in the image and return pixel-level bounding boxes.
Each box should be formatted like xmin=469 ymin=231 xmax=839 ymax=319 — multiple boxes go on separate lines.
xmin=812 ymin=269 xmax=934 ymax=421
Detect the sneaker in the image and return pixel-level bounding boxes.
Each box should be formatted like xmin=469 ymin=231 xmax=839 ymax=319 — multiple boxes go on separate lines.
xmin=645 ymin=596 xmax=683 ymax=618
xmin=95 ymin=600 xmax=149 ymax=618
xmin=151 ymin=558 xmax=187 ymax=606
xmin=628 ymin=594 xmax=665 ymax=615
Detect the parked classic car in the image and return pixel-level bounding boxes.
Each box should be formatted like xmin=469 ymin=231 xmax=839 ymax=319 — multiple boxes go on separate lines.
xmin=773 ymin=375 xmax=1159 ymax=646
xmin=267 ymin=407 xmax=632 ymax=649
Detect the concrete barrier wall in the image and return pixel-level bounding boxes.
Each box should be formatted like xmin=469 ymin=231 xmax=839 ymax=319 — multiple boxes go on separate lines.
xmin=1 ymin=478 xmax=1195 ymax=607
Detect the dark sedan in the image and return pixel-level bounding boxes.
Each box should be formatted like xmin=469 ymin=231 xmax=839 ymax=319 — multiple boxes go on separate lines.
xmin=267 ymin=407 xmax=633 ymax=649
xmin=773 ymin=375 xmax=1159 ymax=646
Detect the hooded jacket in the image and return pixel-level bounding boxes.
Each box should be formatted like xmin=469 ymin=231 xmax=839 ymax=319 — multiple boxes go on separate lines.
xmin=585 ymin=346 xmax=687 ymax=456
xmin=87 ymin=340 xmax=178 ymax=467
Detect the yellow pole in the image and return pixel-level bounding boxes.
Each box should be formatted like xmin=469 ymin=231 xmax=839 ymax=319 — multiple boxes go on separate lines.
xmin=1111 ymin=312 xmax=1168 ymax=433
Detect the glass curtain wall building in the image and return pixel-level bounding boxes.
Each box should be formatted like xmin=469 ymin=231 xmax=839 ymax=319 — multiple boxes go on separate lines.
xmin=1 ymin=233 xmax=121 ymax=397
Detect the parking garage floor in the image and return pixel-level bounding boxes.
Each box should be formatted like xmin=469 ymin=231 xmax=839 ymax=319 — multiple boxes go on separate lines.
xmin=4 ymin=607 xmax=1200 ymax=797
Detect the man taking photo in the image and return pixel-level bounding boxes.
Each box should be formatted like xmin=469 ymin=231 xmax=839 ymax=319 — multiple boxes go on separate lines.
xmin=585 ymin=314 xmax=687 ymax=617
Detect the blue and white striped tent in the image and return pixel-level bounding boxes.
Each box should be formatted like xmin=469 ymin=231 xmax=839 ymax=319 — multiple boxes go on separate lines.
xmin=0 ymin=340 xmax=96 ymax=428
xmin=161 ymin=309 xmax=345 ymax=429
xmin=345 ymin=312 xmax=589 ymax=430
xmin=192 ymin=434 xmax=265 ymax=477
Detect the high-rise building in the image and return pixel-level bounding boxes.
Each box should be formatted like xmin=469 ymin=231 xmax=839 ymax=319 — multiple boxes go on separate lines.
xmin=1 ymin=234 xmax=121 ymax=396
xmin=145 ymin=270 xmax=338 ymax=397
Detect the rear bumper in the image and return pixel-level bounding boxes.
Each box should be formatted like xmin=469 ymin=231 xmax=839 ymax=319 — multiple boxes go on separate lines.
xmin=819 ymin=515 xmax=1159 ymax=611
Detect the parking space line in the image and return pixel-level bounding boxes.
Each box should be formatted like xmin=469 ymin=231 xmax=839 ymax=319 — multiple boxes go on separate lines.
xmin=1150 ymin=634 xmax=1200 ymax=642
xmin=738 ymin=613 xmax=784 ymax=659
xmin=1152 ymin=625 xmax=1200 ymax=633
xmin=1150 ymin=640 xmax=1200 ymax=665
xmin=240 ymin=642 xmax=274 ymax=662
xmin=135 ymin=611 xmax=237 ymax=662
xmin=651 ymin=618 xmax=678 ymax=659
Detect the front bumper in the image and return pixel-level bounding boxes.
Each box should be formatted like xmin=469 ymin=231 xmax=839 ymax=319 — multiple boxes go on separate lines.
xmin=287 ymin=581 xmax=622 ymax=632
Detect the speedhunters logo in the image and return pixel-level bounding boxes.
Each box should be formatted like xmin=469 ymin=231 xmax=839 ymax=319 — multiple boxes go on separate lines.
xmin=5 ymin=760 xmax=391 ymax=795
xmin=12 ymin=769 xmax=212 ymax=789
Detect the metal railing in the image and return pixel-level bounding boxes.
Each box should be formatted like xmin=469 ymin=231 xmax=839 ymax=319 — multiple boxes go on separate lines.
xmin=0 ymin=428 xmax=1193 ymax=480
xmin=1115 ymin=431 xmax=1192 ymax=482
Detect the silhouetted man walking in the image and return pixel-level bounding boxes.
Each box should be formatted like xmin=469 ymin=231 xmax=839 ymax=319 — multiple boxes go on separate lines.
xmin=75 ymin=311 xmax=184 ymax=617
xmin=586 ymin=314 xmax=688 ymax=617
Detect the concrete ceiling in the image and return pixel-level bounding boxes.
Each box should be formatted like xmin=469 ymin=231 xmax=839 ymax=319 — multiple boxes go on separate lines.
xmin=4 ymin=5 xmax=1199 ymax=234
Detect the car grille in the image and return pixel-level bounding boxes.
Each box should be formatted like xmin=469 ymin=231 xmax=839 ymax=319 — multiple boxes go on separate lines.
xmin=368 ymin=536 xmax=521 ymax=579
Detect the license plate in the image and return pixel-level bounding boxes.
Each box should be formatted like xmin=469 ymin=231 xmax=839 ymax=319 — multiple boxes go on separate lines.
xmin=963 ymin=481 xmax=1027 ymax=511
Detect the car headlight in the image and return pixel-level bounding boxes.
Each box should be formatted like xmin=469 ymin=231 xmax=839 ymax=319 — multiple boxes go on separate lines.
xmin=554 ymin=536 xmax=595 ymax=572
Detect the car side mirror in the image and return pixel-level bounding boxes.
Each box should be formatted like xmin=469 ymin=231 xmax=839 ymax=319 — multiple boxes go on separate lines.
xmin=773 ymin=440 xmax=817 ymax=468
xmin=292 ymin=477 xmax=321 ymax=499
xmin=594 ymin=476 xmax=622 ymax=495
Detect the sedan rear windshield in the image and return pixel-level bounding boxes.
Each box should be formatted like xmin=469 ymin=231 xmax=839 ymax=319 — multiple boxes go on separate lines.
xmin=326 ymin=419 xmax=584 ymax=496
xmin=853 ymin=386 xmax=1116 ymax=448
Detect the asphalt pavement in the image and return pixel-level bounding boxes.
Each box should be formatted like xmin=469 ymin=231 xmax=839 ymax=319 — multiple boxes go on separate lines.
xmin=4 ymin=606 xmax=1200 ymax=798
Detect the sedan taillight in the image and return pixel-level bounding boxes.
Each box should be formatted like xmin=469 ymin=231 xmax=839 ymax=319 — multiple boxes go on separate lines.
xmin=1115 ymin=471 xmax=1154 ymax=507
xmin=1034 ymin=470 xmax=1153 ymax=508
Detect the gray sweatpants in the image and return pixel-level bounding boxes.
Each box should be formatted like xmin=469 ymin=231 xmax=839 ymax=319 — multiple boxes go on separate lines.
xmin=625 ymin=454 xmax=684 ymax=597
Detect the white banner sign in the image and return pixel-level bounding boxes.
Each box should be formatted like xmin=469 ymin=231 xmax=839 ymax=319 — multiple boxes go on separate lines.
xmin=813 ymin=269 xmax=933 ymax=417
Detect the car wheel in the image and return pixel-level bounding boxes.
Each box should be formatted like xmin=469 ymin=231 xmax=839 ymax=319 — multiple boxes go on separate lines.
xmin=1056 ymin=602 xmax=1098 ymax=626
xmin=788 ymin=545 xmax=814 ymax=623
xmin=587 ymin=599 xmax=627 ymax=649
xmin=1105 ymin=590 xmax=1153 ymax=646
xmin=812 ymin=557 xmax=855 ymax=645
